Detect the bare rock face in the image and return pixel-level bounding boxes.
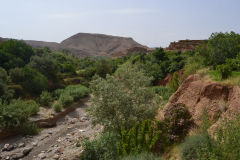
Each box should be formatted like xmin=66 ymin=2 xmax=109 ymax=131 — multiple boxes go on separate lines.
xmin=157 ymin=74 xmax=240 ymax=126
xmin=165 ymin=40 xmax=208 ymax=52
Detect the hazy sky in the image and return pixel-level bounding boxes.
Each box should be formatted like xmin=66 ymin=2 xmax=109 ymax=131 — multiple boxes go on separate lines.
xmin=0 ymin=0 xmax=240 ymax=47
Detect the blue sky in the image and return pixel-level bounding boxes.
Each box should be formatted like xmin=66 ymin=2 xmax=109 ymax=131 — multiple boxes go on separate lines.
xmin=0 ymin=0 xmax=240 ymax=47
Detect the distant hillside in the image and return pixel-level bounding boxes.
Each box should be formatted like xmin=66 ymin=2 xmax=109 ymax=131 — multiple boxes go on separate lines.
xmin=165 ymin=40 xmax=208 ymax=52
xmin=0 ymin=33 xmax=149 ymax=57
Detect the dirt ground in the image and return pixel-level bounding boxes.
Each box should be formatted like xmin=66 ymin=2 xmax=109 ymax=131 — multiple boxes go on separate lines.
xmin=0 ymin=101 xmax=101 ymax=160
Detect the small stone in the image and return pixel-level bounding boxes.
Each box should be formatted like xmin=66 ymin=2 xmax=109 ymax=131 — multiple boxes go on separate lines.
xmin=12 ymin=153 xmax=25 ymax=159
xmin=5 ymin=156 xmax=10 ymax=160
xmin=78 ymin=129 xmax=85 ymax=133
xmin=67 ymin=127 xmax=71 ymax=129
xmin=56 ymin=139 xmax=61 ymax=143
xmin=2 ymin=144 xmax=14 ymax=151
xmin=18 ymin=143 xmax=25 ymax=148
xmin=66 ymin=134 xmax=71 ymax=137
xmin=81 ymin=117 xmax=88 ymax=121
xmin=38 ymin=153 xmax=46 ymax=159
xmin=53 ymin=154 xmax=60 ymax=160
xmin=32 ymin=142 xmax=38 ymax=146
xmin=68 ymin=118 xmax=78 ymax=124
xmin=23 ymin=147 xmax=33 ymax=155
xmin=41 ymin=150 xmax=45 ymax=153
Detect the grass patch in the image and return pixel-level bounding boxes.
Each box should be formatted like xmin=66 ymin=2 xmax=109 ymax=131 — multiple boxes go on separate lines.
xmin=208 ymin=70 xmax=240 ymax=85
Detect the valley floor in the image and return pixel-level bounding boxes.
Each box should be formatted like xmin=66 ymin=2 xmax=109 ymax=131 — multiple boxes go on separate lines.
xmin=0 ymin=101 xmax=101 ymax=160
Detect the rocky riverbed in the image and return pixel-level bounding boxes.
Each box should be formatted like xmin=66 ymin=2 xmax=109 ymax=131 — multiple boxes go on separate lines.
xmin=0 ymin=102 xmax=101 ymax=160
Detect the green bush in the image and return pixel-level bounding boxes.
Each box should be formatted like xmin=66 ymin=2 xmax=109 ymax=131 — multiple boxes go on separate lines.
xmin=87 ymin=64 xmax=158 ymax=133
xmin=64 ymin=84 xmax=90 ymax=101
xmin=9 ymin=67 xmax=25 ymax=83
xmin=22 ymin=66 xmax=48 ymax=95
xmin=168 ymin=72 xmax=180 ymax=91
xmin=164 ymin=103 xmax=193 ymax=142
xmin=40 ymin=91 xmax=53 ymax=106
xmin=79 ymin=132 xmax=119 ymax=160
xmin=0 ymin=99 xmax=39 ymax=130
xmin=0 ymin=67 xmax=8 ymax=82
xmin=215 ymin=115 xmax=240 ymax=160
xmin=217 ymin=64 xmax=232 ymax=79
xmin=121 ymin=152 xmax=162 ymax=160
xmin=117 ymin=120 xmax=169 ymax=157
xmin=21 ymin=122 xmax=41 ymax=135
xmin=180 ymin=134 xmax=218 ymax=160
xmin=24 ymin=100 xmax=40 ymax=116
xmin=52 ymin=102 xmax=63 ymax=112
xmin=59 ymin=93 xmax=74 ymax=108
xmin=151 ymin=86 xmax=174 ymax=105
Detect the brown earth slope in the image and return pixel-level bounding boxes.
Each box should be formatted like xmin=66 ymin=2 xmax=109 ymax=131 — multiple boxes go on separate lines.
xmin=165 ymin=40 xmax=207 ymax=52
xmin=157 ymin=74 xmax=240 ymax=126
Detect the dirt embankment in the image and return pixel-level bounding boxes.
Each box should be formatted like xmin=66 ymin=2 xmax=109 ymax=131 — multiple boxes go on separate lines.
xmin=157 ymin=74 xmax=240 ymax=126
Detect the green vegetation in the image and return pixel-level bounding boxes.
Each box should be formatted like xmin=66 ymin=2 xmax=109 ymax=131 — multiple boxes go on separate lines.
xmin=87 ymin=64 xmax=158 ymax=133
xmin=1 ymin=31 xmax=240 ymax=159
xmin=121 ymin=152 xmax=162 ymax=160
xmin=0 ymin=99 xmax=39 ymax=132
xmin=79 ymin=132 xmax=119 ymax=160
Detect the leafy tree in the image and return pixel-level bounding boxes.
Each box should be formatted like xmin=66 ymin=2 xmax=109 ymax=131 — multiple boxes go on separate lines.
xmin=0 ymin=40 xmax=34 ymax=69
xmin=29 ymin=55 xmax=58 ymax=80
xmin=95 ymin=58 xmax=113 ymax=78
xmin=87 ymin=64 xmax=158 ymax=133
xmin=22 ymin=66 xmax=48 ymax=95
xmin=9 ymin=67 xmax=25 ymax=83
xmin=203 ymin=32 xmax=240 ymax=66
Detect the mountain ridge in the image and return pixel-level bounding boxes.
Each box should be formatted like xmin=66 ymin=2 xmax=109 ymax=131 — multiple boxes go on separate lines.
xmin=0 ymin=33 xmax=149 ymax=57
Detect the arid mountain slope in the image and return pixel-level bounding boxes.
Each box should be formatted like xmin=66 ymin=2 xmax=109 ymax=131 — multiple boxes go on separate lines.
xmin=0 ymin=33 xmax=148 ymax=57
xmin=157 ymin=74 xmax=240 ymax=127
xmin=60 ymin=33 xmax=147 ymax=57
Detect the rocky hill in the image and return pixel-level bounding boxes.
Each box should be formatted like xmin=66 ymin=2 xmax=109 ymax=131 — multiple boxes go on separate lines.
xmin=0 ymin=33 xmax=149 ymax=57
xmin=157 ymin=74 xmax=240 ymax=127
xmin=165 ymin=40 xmax=208 ymax=52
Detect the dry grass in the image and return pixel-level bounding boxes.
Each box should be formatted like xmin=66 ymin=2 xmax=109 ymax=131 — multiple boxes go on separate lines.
xmin=161 ymin=145 xmax=181 ymax=160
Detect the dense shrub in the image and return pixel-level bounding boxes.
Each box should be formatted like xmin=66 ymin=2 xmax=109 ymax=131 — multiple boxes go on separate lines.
xmin=121 ymin=152 xmax=162 ymax=160
xmin=217 ymin=64 xmax=232 ymax=79
xmin=164 ymin=103 xmax=193 ymax=142
xmin=0 ymin=40 xmax=34 ymax=70
xmin=64 ymin=85 xmax=90 ymax=101
xmin=52 ymin=102 xmax=63 ymax=112
xmin=0 ymin=67 xmax=8 ymax=82
xmin=0 ymin=99 xmax=39 ymax=130
xmin=151 ymin=86 xmax=174 ymax=106
xmin=168 ymin=72 xmax=180 ymax=91
xmin=87 ymin=64 xmax=158 ymax=132
xmin=24 ymin=100 xmax=40 ymax=116
xmin=21 ymin=122 xmax=41 ymax=135
xmin=180 ymin=134 xmax=218 ymax=160
xmin=9 ymin=67 xmax=25 ymax=83
xmin=29 ymin=55 xmax=58 ymax=81
xmin=22 ymin=66 xmax=48 ymax=95
xmin=79 ymin=132 xmax=119 ymax=160
xmin=40 ymin=91 xmax=53 ymax=106
xmin=59 ymin=93 xmax=74 ymax=108
xmin=117 ymin=120 xmax=169 ymax=156
xmin=215 ymin=115 xmax=240 ymax=160
xmin=205 ymin=32 xmax=240 ymax=66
